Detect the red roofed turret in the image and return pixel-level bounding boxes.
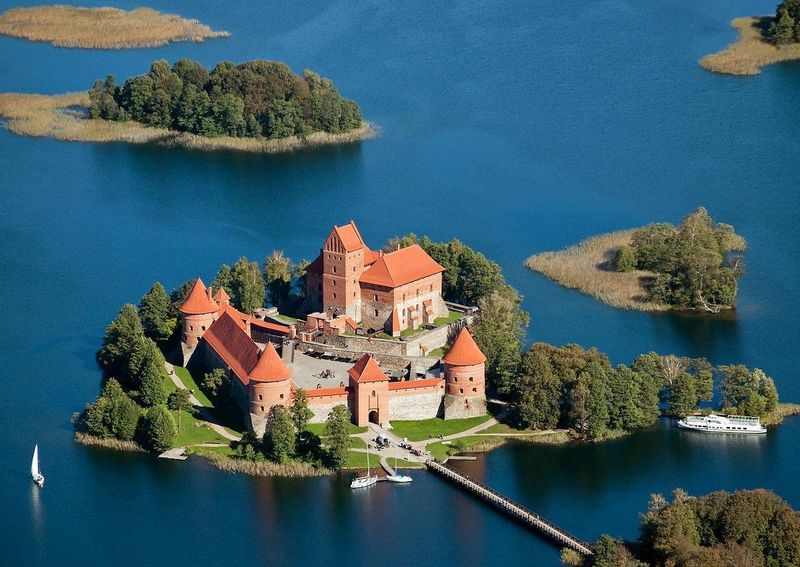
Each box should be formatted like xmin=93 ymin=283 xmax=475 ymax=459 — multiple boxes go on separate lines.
xmin=180 ymin=279 xmax=220 ymax=315
xmin=443 ymin=328 xmax=486 ymax=366
xmin=213 ymin=286 xmax=231 ymax=305
xmin=249 ymin=342 xmax=292 ymax=382
xmin=348 ymin=354 xmax=388 ymax=383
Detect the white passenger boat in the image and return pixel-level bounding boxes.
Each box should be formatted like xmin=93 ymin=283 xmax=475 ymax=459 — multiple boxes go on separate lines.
xmin=677 ymin=414 xmax=766 ymax=435
xmin=31 ymin=444 xmax=45 ymax=488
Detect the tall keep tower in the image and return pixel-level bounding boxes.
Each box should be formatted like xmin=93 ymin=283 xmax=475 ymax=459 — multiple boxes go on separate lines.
xmin=442 ymin=327 xmax=487 ymax=419
xmin=321 ymin=221 xmax=366 ymax=321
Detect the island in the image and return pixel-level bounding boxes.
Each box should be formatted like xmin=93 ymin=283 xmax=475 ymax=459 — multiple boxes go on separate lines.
xmin=701 ymin=1 xmax=800 ymax=76
xmin=0 ymin=59 xmax=373 ymax=154
xmin=526 ymin=208 xmax=746 ymax=313
xmin=562 ymin=488 xmax=800 ymax=566
xmin=75 ymin=221 xmax=796 ymax=479
xmin=0 ymin=5 xmax=228 ymax=49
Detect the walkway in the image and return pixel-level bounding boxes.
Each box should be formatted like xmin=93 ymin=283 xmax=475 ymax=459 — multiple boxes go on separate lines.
xmin=165 ymin=362 xmax=240 ymax=442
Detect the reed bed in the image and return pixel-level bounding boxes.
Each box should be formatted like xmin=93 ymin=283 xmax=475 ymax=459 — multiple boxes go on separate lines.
xmin=0 ymin=5 xmax=229 ymax=49
xmin=74 ymin=432 xmax=145 ymax=452
xmin=202 ymin=452 xmax=333 ymax=478
xmin=525 ymin=230 xmax=668 ymax=312
xmin=700 ymin=17 xmax=800 ymax=76
xmin=0 ymin=92 xmax=376 ymax=154
xmin=762 ymin=403 xmax=800 ymax=426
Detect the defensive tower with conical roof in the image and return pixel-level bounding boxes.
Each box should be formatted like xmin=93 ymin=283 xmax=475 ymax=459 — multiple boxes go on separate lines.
xmin=179 ymin=279 xmax=220 ymax=361
xmin=248 ymin=342 xmax=293 ymax=437
xmin=442 ymin=327 xmax=487 ymax=419
xmin=348 ymin=354 xmax=389 ymax=426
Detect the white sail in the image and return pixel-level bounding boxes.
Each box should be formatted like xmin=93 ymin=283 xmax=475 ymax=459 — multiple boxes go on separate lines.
xmin=31 ymin=444 xmax=40 ymax=479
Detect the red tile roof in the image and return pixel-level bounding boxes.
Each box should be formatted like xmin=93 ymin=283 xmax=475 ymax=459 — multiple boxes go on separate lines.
xmin=213 ymin=287 xmax=231 ymax=303
xmin=333 ymin=221 xmax=365 ymax=252
xmin=388 ymin=378 xmax=443 ymax=390
xmin=180 ymin=279 xmax=220 ymax=315
xmin=348 ymin=354 xmax=388 ymax=383
xmin=359 ymin=244 xmax=444 ymax=288
xmin=363 ymin=248 xmax=382 ymax=266
xmin=443 ymin=328 xmax=486 ymax=366
xmin=249 ymin=317 xmax=292 ymax=336
xmin=306 ymin=386 xmax=349 ymax=397
xmin=203 ymin=311 xmax=260 ymax=385
xmin=249 ymin=342 xmax=292 ymax=382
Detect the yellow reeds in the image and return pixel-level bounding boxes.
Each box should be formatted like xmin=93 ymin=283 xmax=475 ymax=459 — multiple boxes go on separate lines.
xmin=525 ymin=230 xmax=669 ymax=312
xmin=700 ymin=17 xmax=800 ymax=76
xmin=74 ymin=432 xmax=146 ymax=452
xmin=0 ymin=5 xmax=229 ymax=49
xmin=0 ymin=92 xmax=376 ymax=154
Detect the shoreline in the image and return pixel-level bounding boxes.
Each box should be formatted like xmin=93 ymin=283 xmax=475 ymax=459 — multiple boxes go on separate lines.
xmin=0 ymin=92 xmax=376 ymax=155
xmin=700 ymin=16 xmax=800 ymax=76
xmin=525 ymin=229 xmax=670 ymax=312
xmin=74 ymin=431 xmax=145 ymax=452
xmin=0 ymin=6 xmax=229 ymax=49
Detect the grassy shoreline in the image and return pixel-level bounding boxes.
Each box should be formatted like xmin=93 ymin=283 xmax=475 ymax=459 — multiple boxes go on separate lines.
xmin=0 ymin=5 xmax=228 ymax=49
xmin=525 ymin=229 xmax=669 ymax=312
xmin=701 ymin=17 xmax=800 ymax=76
xmin=74 ymin=431 xmax=145 ymax=452
xmin=0 ymin=92 xmax=376 ymax=155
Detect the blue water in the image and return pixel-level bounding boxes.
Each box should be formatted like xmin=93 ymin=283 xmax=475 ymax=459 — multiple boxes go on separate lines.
xmin=2 ymin=0 xmax=799 ymax=564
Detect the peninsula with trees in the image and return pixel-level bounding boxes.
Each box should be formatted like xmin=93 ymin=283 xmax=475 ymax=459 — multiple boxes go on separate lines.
xmin=701 ymin=1 xmax=800 ymax=76
xmin=0 ymin=59 xmax=373 ymax=154
xmin=0 ymin=5 xmax=228 ymax=49
xmin=526 ymin=208 xmax=746 ymax=313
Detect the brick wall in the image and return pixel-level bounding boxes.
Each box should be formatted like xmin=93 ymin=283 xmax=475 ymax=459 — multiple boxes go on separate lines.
xmin=388 ymin=386 xmax=445 ymax=421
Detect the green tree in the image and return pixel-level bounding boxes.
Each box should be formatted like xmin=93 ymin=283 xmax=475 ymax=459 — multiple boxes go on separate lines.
xmin=211 ymin=93 xmax=246 ymax=137
xmin=719 ymin=365 xmax=778 ymax=416
xmin=324 ymin=404 xmax=352 ymax=469
xmin=138 ymin=282 xmax=175 ymax=342
xmin=102 ymin=378 xmax=142 ymax=441
xmin=212 ymin=264 xmax=234 ymax=298
xmin=128 ymin=338 xmax=168 ymax=407
xmin=264 ymin=405 xmax=296 ymax=463
xmin=230 ymin=257 xmax=266 ymax=313
xmin=512 ymin=345 xmax=562 ymax=429
xmin=201 ymin=368 xmax=230 ymax=402
xmin=771 ymin=6 xmax=797 ymax=45
xmin=141 ymin=405 xmax=177 ymax=453
xmin=96 ymin=304 xmax=145 ymax=380
xmin=264 ymin=250 xmax=292 ymax=308
xmin=614 ymin=245 xmax=637 ymax=272
xmin=473 ymin=289 xmax=529 ymax=394
xmin=84 ymin=396 xmax=112 ymax=437
xmin=290 ymin=389 xmax=314 ymax=434
xmin=167 ymin=389 xmax=194 ymax=433
xmin=264 ymin=99 xmax=303 ymax=138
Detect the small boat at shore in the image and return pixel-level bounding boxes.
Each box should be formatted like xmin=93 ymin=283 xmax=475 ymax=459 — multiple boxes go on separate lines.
xmin=677 ymin=414 xmax=766 ymax=435
xmin=386 ymin=474 xmax=413 ymax=483
xmin=350 ymin=445 xmax=377 ymax=489
xmin=31 ymin=444 xmax=45 ymax=488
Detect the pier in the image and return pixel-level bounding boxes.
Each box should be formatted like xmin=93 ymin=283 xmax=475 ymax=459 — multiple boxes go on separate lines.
xmin=426 ymin=460 xmax=593 ymax=556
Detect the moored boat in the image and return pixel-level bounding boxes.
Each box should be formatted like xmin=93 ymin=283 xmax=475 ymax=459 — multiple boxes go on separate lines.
xmin=386 ymin=474 xmax=413 ymax=483
xmin=31 ymin=444 xmax=45 ymax=487
xmin=350 ymin=444 xmax=378 ymax=489
xmin=677 ymin=414 xmax=766 ymax=435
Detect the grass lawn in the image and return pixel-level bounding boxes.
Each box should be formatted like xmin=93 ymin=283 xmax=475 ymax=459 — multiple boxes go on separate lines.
xmin=172 ymin=365 xmax=213 ymax=408
xmin=400 ymin=327 xmax=427 ymax=338
xmin=343 ymin=450 xmax=381 ymax=469
xmin=428 ymin=346 xmax=447 ymax=358
xmin=483 ymin=422 xmax=528 ymax=434
xmin=427 ymin=435 xmax=505 ymax=461
xmin=186 ymin=444 xmax=237 ymax=458
xmin=274 ymin=313 xmax=299 ymax=324
xmin=433 ymin=310 xmax=462 ymax=326
xmin=385 ymin=456 xmax=424 ymax=469
xmin=172 ymin=410 xmax=232 ymax=446
xmin=390 ymin=415 xmax=491 ymax=441
xmin=350 ymin=436 xmax=367 ymax=449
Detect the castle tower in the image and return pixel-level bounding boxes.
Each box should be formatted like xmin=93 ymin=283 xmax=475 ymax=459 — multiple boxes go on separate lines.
xmin=348 ymin=354 xmax=389 ymax=426
xmin=321 ymin=221 xmax=366 ymax=321
xmin=442 ymin=327 xmax=487 ymax=419
xmin=213 ymin=286 xmax=231 ymax=306
xmin=248 ymin=342 xmax=293 ymax=437
xmin=179 ymin=279 xmax=220 ymax=356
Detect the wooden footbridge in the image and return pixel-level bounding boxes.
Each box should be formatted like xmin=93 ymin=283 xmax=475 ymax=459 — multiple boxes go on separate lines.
xmin=426 ymin=460 xmax=594 ymax=556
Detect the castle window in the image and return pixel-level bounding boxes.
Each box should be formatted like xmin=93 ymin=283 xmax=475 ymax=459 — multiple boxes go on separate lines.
xmin=430 ymin=285 xmax=433 ymax=292
xmin=454 ymin=377 xmax=457 ymax=382
xmin=353 ymin=266 xmax=356 ymax=272
xmin=472 ymin=388 xmax=477 ymax=393
xmin=189 ymin=325 xmax=193 ymax=331
xmin=258 ymin=394 xmax=263 ymax=400
xmin=459 ymin=388 xmax=463 ymax=394
xmin=333 ymin=293 xmax=337 ymax=299
xmin=372 ymin=390 xmax=376 ymax=397
xmin=353 ymin=292 xmax=356 ymax=298
xmin=374 ymin=294 xmax=378 ymax=301
xmin=280 ymin=394 xmax=284 ymax=400
xmin=201 ymin=326 xmax=206 ymax=331
xmin=374 ymin=309 xmax=379 ymax=316
xmin=260 ymin=406 xmax=264 ymax=412
xmin=403 ymin=294 xmax=406 ymax=302
xmin=469 ymin=376 xmax=473 ymax=382
xmin=333 ymin=266 xmax=337 ymax=273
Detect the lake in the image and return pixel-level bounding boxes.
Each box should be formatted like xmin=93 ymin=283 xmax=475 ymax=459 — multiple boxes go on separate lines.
xmin=1 ymin=0 xmax=799 ymax=564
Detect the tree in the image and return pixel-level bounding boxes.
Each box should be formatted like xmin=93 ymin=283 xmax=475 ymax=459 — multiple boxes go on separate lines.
xmin=771 ymin=6 xmax=797 ymax=45
xmin=614 ymin=245 xmax=637 ymax=272
xmin=138 ymin=282 xmax=175 ymax=342
xmin=211 ymin=264 xmax=234 ymax=298
xmin=84 ymin=396 xmax=112 ymax=437
xmin=211 ymin=93 xmax=246 ymax=137
xmin=473 ymin=288 xmax=529 ymax=394
xmin=96 ymin=304 xmax=144 ymax=379
xmin=290 ymin=389 xmax=314 ymax=434
xmin=719 ymin=365 xmax=778 ymax=416
xmin=167 ymin=389 xmax=194 ymax=433
xmin=512 ymin=345 xmax=562 ymax=429
xmin=128 ymin=337 xmax=168 ymax=407
xmin=264 ymin=250 xmax=292 ymax=308
xmin=264 ymin=99 xmax=303 ymax=138
xmin=141 ymin=405 xmax=177 ymax=453
xmin=102 ymin=379 xmax=142 ymax=441
xmin=230 ymin=257 xmax=265 ymax=314
xmin=201 ymin=368 xmax=230 ymax=402
xmin=264 ymin=406 xmax=296 ymax=463
xmin=324 ymin=404 xmax=352 ymax=469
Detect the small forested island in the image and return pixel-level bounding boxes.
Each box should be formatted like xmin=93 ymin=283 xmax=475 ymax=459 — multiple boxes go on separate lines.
xmin=701 ymin=1 xmax=800 ymax=76
xmin=562 ymin=488 xmax=800 ymax=566
xmin=0 ymin=59 xmax=372 ymax=154
xmin=0 ymin=5 xmax=228 ymax=49
xmin=526 ymin=208 xmax=746 ymax=313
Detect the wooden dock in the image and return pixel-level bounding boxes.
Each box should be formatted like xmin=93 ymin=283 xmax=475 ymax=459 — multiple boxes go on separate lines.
xmin=426 ymin=460 xmax=593 ymax=556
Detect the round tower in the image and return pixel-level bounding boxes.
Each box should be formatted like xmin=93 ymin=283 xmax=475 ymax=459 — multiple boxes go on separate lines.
xmin=442 ymin=327 xmax=487 ymax=419
xmin=248 ymin=342 xmax=293 ymax=437
xmin=179 ymin=279 xmax=219 ymax=349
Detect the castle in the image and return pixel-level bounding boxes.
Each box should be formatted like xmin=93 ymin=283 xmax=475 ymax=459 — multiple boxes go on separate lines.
xmin=179 ymin=222 xmax=487 ymax=436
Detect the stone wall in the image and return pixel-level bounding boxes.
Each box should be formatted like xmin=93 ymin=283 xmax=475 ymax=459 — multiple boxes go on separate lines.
xmin=443 ymin=394 xmax=487 ymax=420
xmin=306 ymin=394 xmax=349 ymax=423
xmin=388 ymin=384 xmax=444 ymax=421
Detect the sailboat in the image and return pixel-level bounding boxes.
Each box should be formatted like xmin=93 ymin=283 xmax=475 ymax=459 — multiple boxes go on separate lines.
xmin=31 ymin=444 xmax=45 ymax=488
xmin=386 ymin=456 xmax=413 ymax=483
xmin=350 ymin=444 xmax=377 ymax=489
